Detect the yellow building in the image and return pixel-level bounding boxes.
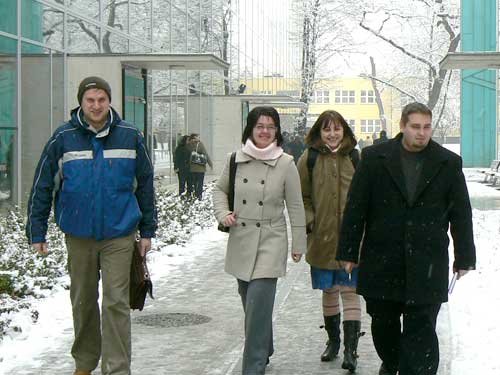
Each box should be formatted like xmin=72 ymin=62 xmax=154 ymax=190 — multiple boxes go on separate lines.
xmin=243 ymin=76 xmax=403 ymax=142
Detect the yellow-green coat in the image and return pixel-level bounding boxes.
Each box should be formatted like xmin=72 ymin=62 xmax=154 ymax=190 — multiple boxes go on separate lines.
xmin=297 ymin=144 xmax=356 ymax=270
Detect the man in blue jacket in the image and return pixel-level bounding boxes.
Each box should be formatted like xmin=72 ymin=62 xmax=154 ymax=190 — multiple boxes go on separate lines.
xmin=26 ymin=76 xmax=157 ymax=375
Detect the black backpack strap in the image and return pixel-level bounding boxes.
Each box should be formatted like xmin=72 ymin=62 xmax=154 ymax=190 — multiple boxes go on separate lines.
xmin=349 ymin=148 xmax=360 ymax=169
xmin=228 ymin=152 xmax=237 ymax=211
xmin=307 ymin=147 xmax=319 ymax=182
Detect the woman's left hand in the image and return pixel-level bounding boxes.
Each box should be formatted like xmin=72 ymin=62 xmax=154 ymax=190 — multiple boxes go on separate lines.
xmin=291 ymin=252 xmax=302 ymax=263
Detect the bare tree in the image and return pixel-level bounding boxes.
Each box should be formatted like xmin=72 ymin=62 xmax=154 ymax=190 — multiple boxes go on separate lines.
xmin=294 ymin=0 xmax=358 ymax=134
xmin=357 ymin=0 xmax=460 ymax=135
xmin=369 ymin=56 xmax=387 ymax=131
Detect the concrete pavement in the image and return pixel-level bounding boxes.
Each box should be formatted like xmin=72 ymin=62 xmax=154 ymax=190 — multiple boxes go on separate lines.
xmin=5 ymin=226 xmax=454 ymax=375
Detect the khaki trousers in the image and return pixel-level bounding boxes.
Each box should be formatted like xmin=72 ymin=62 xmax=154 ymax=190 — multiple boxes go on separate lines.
xmin=66 ymin=234 xmax=134 ymax=375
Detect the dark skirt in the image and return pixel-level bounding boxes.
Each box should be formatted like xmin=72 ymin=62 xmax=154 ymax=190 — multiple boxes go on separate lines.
xmin=310 ymin=266 xmax=358 ymax=290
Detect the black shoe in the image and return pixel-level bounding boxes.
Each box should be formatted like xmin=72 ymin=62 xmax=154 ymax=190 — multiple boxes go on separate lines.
xmin=320 ymin=314 xmax=341 ymax=361
xmin=379 ymin=363 xmax=398 ymax=375
xmin=341 ymin=320 xmax=363 ymax=373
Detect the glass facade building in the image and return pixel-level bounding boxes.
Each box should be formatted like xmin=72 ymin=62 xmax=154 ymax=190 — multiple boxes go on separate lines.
xmin=0 ymin=0 xmax=301 ymax=208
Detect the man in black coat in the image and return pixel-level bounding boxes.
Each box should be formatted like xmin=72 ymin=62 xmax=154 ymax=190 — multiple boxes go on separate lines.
xmin=373 ymin=129 xmax=388 ymax=145
xmin=336 ymin=102 xmax=476 ymax=375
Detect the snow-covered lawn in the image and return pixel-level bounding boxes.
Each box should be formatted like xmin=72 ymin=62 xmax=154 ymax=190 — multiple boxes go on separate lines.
xmin=0 ymin=184 xmax=216 ymax=342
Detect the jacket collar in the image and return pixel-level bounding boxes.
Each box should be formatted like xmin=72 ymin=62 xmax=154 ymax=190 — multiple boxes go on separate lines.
xmin=71 ymin=106 xmax=121 ymax=138
xmin=235 ymin=149 xmax=279 ymax=166
xmin=310 ymin=137 xmax=356 ymax=156
xmin=381 ymin=133 xmax=447 ymax=205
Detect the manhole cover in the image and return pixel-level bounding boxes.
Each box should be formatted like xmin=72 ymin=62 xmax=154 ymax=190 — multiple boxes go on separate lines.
xmin=133 ymin=313 xmax=211 ymax=328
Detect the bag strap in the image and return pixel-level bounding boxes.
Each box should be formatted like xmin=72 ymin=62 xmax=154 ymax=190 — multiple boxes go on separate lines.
xmin=349 ymin=148 xmax=360 ymax=169
xmin=307 ymin=147 xmax=319 ymax=183
xmin=228 ymin=152 xmax=237 ymax=211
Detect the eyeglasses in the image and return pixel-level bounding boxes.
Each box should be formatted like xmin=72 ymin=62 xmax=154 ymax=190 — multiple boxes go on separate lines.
xmin=255 ymin=125 xmax=277 ymax=132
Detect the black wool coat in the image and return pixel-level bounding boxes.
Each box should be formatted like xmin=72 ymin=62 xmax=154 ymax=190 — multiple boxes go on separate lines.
xmin=336 ymin=134 xmax=476 ymax=305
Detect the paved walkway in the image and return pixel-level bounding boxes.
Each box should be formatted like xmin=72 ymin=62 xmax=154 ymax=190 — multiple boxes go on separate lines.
xmin=5 ymin=226 xmax=454 ymax=375
xmin=11 ymin=170 xmax=496 ymax=375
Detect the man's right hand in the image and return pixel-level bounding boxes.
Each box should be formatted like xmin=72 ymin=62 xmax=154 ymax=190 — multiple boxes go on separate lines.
xmin=33 ymin=242 xmax=49 ymax=256
xmin=340 ymin=261 xmax=356 ymax=274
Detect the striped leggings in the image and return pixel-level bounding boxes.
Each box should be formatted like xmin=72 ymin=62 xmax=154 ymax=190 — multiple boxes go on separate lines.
xmin=322 ymin=285 xmax=361 ymax=321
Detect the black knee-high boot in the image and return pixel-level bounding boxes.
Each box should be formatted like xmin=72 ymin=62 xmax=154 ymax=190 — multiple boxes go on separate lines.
xmin=320 ymin=314 xmax=341 ymax=361
xmin=342 ymin=320 xmax=362 ymax=372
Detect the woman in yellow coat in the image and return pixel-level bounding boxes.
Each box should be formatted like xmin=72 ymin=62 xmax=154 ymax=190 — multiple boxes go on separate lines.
xmin=297 ymin=110 xmax=362 ymax=372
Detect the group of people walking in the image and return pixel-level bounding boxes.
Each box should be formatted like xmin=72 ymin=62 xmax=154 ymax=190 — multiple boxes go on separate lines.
xmin=214 ymin=103 xmax=476 ymax=375
xmin=173 ymin=133 xmax=213 ymax=199
xmin=24 ymin=75 xmax=476 ymax=375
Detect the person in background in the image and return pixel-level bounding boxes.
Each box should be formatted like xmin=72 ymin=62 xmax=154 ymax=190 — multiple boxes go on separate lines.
xmin=373 ymin=129 xmax=388 ymax=145
xmin=336 ymin=102 xmax=476 ymax=375
xmin=357 ymin=137 xmax=366 ymax=150
xmin=174 ymin=135 xmax=191 ymax=196
xmin=186 ymin=133 xmax=212 ymax=199
xmin=287 ymin=135 xmax=306 ymax=164
xmin=297 ymin=110 xmax=362 ymax=372
xmin=25 ymin=76 xmax=156 ymax=375
xmin=213 ymin=106 xmax=306 ymax=375
xmin=364 ymin=135 xmax=373 ymax=147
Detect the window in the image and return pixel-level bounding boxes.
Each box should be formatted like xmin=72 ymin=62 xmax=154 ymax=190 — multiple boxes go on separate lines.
xmin=347 ymin=119 xmax=356 ymax=132
xmin=253 ymin=90 xmax=272 ymax=95
xmin=361 ymin=119 xmax=381 ymax=133
xmin=361 ymin=90 xmax=375 ymax=104
xmin=312 ymin=90 xmax=329 ymax=103
xmin=277 ymin=90 xmax=300 ymax=99
xmin=335 ymin=90 xmax=355 ymax=104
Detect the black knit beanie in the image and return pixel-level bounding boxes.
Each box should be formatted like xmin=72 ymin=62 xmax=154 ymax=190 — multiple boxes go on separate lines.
xmin=77 ymin=76 xmax=112 ymax=104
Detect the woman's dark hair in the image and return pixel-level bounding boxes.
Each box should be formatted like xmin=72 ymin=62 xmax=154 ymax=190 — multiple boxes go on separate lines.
xmin=400 ymin=102 xmax=432 ymax=126
xmin=305 ymin=110 xmax=356 ymax=147
xmin=179 ymin=135 xmax=189 ymax=146
xmin=241 ymin=106 xmax=284 ymax=146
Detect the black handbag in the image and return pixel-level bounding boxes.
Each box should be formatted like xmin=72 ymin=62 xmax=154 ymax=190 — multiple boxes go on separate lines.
xmin=218 ymin=152 xmax=237 ymax=232
xmin=130 ymin=239 xmax=154 ymax=311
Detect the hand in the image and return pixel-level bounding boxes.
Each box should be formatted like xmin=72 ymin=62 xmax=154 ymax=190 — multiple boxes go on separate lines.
xmin=340 ymin=261 xmax=356 ymax=274
xmin=454 ymin=269 xmax=469 ymax=280
xmin=222 ymin=212 xmax=237 ymax=227
xmin=139 ymin=238 xmax=152 ymax=257
xmin=33 ymin=242 xmax=49 ymax=256
xmin=291 ymin=252 xmax=302 ymax=263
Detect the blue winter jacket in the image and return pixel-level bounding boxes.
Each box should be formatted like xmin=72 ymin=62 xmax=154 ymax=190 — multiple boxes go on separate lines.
xmin=26 ymin=106 xmax=157 ymax=244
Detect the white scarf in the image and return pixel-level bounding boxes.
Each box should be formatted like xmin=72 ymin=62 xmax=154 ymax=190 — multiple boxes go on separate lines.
xmin=242 ymin=139 xmax=283 ymax=160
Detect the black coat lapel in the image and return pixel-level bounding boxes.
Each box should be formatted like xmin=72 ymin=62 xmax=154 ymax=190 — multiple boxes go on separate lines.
xmin=382 ymin=138 xmax=409 ymax=204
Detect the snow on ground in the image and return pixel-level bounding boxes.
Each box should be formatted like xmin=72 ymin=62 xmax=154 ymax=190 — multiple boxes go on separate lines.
xmin=1 ymin=176 xmax=499 ymax=374
xmin=0 ymin=225 xmax=226 ymax=374
xmin=447 ymin=179 xmax=500 ymax=375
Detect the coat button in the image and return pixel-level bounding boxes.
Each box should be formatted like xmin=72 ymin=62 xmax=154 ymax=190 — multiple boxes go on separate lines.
xmin=243 ymin=199 xmax=247 ymax=204
xmin=243 ymin=178 xmax=248 ymax=183
xmin=241 ymin=222 xmax=246 ymax=227
xmin=258 ymin=201 xmax=263 ymax=206
xmin=261 ymin=180 xmax=265 ymax=184
xmin=256 ymin=223 xmax=261 ymax=228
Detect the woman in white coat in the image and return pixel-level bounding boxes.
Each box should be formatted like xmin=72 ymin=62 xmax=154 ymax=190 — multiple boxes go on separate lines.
xmin=213 ymin=106 xmax=307 ymax=375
